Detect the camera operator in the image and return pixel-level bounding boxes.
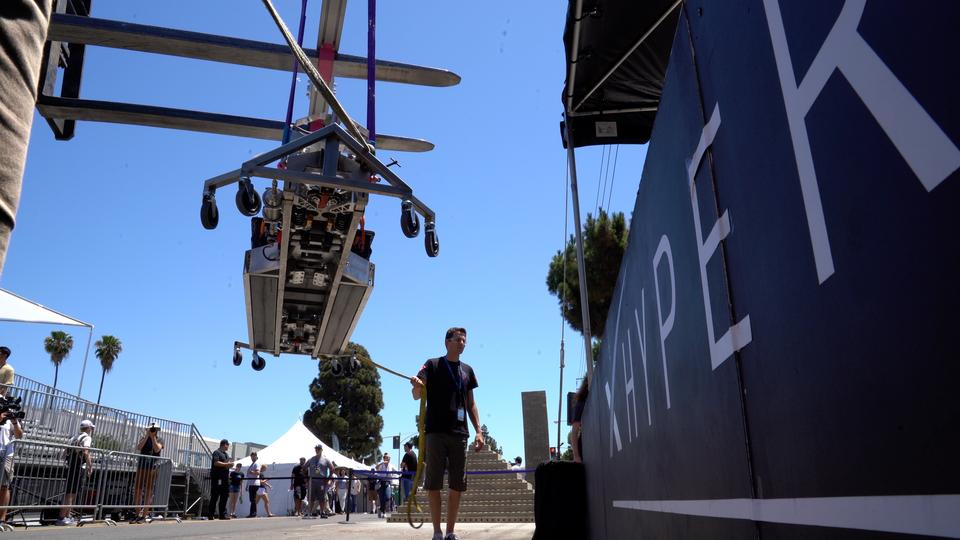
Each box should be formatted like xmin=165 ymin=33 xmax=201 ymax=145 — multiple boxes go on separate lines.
xmin=0 ymin=408 xmax=23 ymax=525
xmin=0 ymin=346 xmax=14 ymax=397
xmin=131 ymin=422 xmax=163 ymax=523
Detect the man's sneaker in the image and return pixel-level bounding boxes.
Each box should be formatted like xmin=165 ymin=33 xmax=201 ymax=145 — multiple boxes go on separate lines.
xmin=444 ymin=534 xmax=460 ymax=540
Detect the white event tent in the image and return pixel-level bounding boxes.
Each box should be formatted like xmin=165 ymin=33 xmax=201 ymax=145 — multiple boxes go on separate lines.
xmin=234 ymin=421 xmax=370 ymax=516
xmin=0 ymin=288 xmax=95 ymax=396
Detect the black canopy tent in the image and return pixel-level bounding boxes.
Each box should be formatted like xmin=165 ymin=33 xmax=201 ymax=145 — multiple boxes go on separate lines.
xmin=561 ymin=0 xmax=682 ymax=148
xmin=556 ymin=0 xmax=683 ymax=389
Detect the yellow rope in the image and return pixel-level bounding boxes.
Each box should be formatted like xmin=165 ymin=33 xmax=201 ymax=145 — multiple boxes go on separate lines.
xmin=363 ymin=358 xmax=426 ymax=529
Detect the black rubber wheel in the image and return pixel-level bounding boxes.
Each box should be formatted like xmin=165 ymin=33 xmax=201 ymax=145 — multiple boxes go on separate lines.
xmin=236 ymin=181 xmax=262 ymax=217
xmin=331 ymin=359 xmax=344 ymax=377
xmin=251 ymin=353 xmax=266 ymax=371
xmin=232 ymin=349 xmax=242 ymax=367
xmin=400 ymin=201 xmax=420 ymax=238
xmin=200 ymin=196 xmax=219 ymax=230
xmin=424 ymin=223 xmax=439 ymax=257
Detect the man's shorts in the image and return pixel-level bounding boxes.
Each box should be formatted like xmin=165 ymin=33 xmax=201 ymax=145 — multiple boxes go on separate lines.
xmin=309 ymin=480 xmax=327 ymax=503
xmin=293 ymin=484 xmax=307 ymax=501
xmin=0 ymin=454 xmax=12 ymax=488
xmin=423 ymin=432 xmax=468 ymax=492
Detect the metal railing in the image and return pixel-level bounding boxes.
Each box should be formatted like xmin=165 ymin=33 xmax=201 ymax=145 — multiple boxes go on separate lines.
xmin=6 ymin=386 xmax=204 ymax=473
xmin=2 ymin=439 xmax=173 ymax=524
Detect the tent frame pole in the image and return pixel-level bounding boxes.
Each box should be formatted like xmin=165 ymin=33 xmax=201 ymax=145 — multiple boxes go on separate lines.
xmin=76 ymin=325 xmax=93 ymax=397
xmin=564 ymin=116 xmax=595 ymax=383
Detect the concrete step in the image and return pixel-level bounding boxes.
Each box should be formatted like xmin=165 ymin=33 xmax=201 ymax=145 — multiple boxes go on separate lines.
xmin=387 ymin=513 xmax=534 ymax=524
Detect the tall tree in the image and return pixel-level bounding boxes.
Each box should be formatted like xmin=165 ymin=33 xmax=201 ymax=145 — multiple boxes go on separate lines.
xmin=303 ymin=342 xmax=384 ymax=460
xmin=546 ymin=209 xmax=629 ymax=340
xmin=43 ymin=330 xmax=74 ymax=391
xmin=94 ymin=335 xmax=122 ymax=406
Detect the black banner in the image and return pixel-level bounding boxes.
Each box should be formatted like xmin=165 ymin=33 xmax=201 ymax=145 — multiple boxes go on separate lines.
xmin=581 ymin=1 xmax=960 ymax=539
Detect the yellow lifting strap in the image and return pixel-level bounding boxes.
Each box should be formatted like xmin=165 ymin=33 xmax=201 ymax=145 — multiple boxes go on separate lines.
xmin=360 ymin=357 xmax=427 ymax=529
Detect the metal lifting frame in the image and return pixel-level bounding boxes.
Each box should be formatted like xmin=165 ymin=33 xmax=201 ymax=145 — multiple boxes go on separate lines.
xmin=201 ymin=123 xmax=434 ymax=222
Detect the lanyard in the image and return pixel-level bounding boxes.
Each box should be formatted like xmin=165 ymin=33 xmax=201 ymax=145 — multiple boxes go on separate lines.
xmin=440 ymin=357 xmax=464 ymax=396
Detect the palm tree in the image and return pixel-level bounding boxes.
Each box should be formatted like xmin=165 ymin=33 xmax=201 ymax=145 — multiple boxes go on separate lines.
xmin=43 ymin=330 xmax=74 ymax=391
xmin=94 ymin=335 xmax=123 ymax=406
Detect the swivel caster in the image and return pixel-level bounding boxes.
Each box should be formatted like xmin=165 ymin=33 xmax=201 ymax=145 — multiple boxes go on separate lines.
xmin=424 ymin=222 xmax=439 ymax=257
xmin=251 ymin=352 xmax=266 ymax=371
xmin=232 ymin=346 xmax=242 ymax=367
xmin=400 ymin=200 xmax=420 ymax=238
xmin=200 ymin=192 xmax=219 ymax=230
xmin=236 ymin=178 xmax=262 ymax=217
xmin=346 ymin=355 xmax=361 ymax=375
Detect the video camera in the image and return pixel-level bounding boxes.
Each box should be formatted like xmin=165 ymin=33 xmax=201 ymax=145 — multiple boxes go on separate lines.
xmin=0 ymin=395 xmax=24 ymax=425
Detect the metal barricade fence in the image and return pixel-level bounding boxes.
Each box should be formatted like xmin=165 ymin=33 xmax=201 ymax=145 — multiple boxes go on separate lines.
xmin=5 ymin=385 xmax=207 ymax=474
xmin=2 ymin=439 xmax=174 ymax=523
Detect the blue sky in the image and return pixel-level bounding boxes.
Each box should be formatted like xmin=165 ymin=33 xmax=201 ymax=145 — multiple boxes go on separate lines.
xmin=3 ymin=1 xmax=646 ymax=463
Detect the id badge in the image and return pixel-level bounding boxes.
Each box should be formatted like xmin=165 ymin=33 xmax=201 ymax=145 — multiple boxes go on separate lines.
xmin=457 ymin=407 xmax=465 ymax=422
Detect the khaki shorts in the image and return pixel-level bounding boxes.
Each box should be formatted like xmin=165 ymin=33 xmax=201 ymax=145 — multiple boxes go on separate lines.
xmin=0 ymin=454 xmax=13 ymax=488
xmin=423 ymin=432 xmax=468 ymax=492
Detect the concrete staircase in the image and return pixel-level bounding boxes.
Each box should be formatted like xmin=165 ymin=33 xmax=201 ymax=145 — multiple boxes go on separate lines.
xmin=387 ymin=448 xmax=535 ymax=523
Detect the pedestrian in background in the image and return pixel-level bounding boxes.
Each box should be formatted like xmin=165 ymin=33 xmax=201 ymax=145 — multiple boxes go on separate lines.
xmin=57 ymin=420 xmax=94 ymax=526
xmin=255 ymin=464 xmax=275 ymax=517
xmin=290 ymin=457 xmax=307 ymax=516
xmin=375 ymin=453 xmax=396 ymax=517
xmin=400 ymin=442 xmax=417 ymax=503
xmin=246 ymin=452 xmax=261 ymax=518
xmin=207 ymin=439 xmax=233 ymax=520
xmin=227 ymin=463 xmax=244 ymax=518
xmin=304 ymin=444 xmax=332 ymax=519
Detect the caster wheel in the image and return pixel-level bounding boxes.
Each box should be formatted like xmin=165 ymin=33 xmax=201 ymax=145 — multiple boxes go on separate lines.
xmin=200 ymin=193 xmax=219 ymax=230
xmin=400 ymin=200 xmax=420 ymax=238
xmin=236 ymin=179 xmax=262 ymax=217
xmin=347 ymin=355 xmax=361 ymax=374
xmin=424 ymin=222 xmax=439 ymax=257
xmin=232 ymin=348 xmax=242 ymax=367
xmin=331 ymin=358 xmax=344 ymax=377
xmin=251 ymin=353 xmax=266 ymax=371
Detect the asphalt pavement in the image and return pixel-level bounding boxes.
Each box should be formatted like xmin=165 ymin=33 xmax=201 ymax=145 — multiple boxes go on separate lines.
xmin=7 ymin=513 xmax=535 ymax=539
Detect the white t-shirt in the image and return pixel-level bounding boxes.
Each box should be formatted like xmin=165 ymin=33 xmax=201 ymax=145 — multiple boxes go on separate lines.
xmin=0 ymin=422 xmax=13 ymax=457
xmin=247 ymin=462 xmax=261 ymax=487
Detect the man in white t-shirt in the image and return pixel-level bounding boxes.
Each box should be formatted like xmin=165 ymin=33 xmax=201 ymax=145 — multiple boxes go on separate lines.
xmin=58 ymin=420 xmax=93 ymax=526
xmin=0 ymin=409 xmax=22 ymax=525
xmin=245 ymin=452 xmax=261 ymax=518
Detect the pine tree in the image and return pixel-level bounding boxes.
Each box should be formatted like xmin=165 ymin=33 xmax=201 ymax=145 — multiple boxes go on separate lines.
xmin=303 ymin=342 xmax=384 ymax=459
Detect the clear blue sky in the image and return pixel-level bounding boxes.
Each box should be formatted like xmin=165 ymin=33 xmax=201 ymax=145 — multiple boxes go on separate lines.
xmin=3 ymin=1 xmax=646 ymax=463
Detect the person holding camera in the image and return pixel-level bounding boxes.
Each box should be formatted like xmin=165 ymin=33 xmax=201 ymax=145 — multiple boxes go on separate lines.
xmin=0 ymin=407 xmax=23 ymax=526
xmin=131 ymin=422 xmax=163 ymax=523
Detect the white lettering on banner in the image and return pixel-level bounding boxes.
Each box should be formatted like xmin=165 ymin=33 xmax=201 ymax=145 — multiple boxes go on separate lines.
xmin=622 ymin=338 xmax=638 ymax=442
xmin=653 ymin=235 xmax=676 ymax=409
xmin=632 ymin=297 xmax=653 ymax=426
xmin=605 ymin=334 xmax=623 ymax=456
xmin=687 ymin=104 xmax=753 ymax=370
xmin=763 ymin=0 xmax=960 ymax=284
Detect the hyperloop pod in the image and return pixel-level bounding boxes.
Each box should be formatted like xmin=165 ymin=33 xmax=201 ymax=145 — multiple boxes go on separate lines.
xmin=581 ymin=1 xmax=960 ymax=539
